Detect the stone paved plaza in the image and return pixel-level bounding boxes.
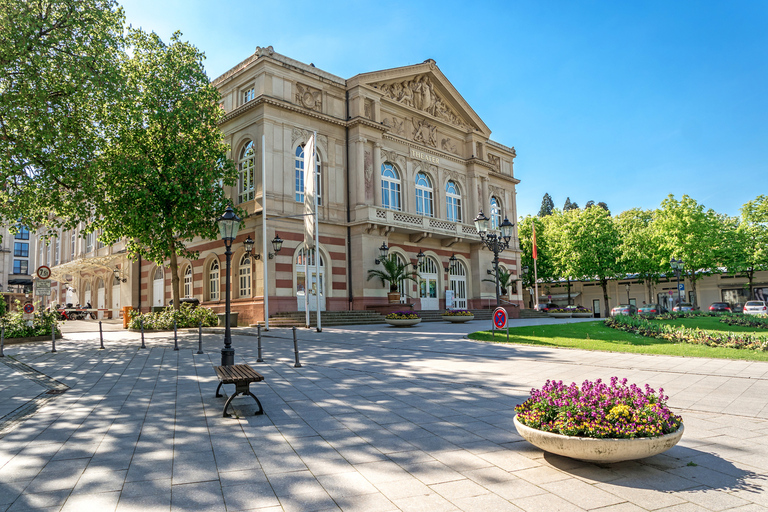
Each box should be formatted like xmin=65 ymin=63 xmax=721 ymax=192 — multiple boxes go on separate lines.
xmin=1 ymin=318 xmax=767 ymax=511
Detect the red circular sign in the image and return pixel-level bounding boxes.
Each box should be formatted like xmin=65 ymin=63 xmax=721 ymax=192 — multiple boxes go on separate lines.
xmin=493 ymin=307 xmax=507 ymax=329
xmin=23 ymin=303 xmax=35 ymax=314
xmin=37 ymin=266 xmax=51 ymax=280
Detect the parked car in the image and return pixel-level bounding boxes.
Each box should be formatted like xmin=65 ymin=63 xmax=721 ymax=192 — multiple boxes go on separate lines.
xmin=610 ymin=304 xmax=638 ymax=317
xmin=534 ymin=303 xmax=559 ymax=312
xmin=638 ymin=303 xmax=666 ymax=317
xmin=672 ymin=303 xmax=695 ymax=312
xmin=743 ymin=300 xmax=767 ymax=316
xmin=708 ymin=302 xmax=732 ymax=313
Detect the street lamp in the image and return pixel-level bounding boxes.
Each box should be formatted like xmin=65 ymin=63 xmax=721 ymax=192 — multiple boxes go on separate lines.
xmin=417 ymin=250 xmax=425 ymax=269
xmin=474 ymin=210 xmax=514 ymax=307
xmin=217 ymin=205 xmax=241 ymax=366
xmin=444 ymin=254 xmax=457 ymax=273
xmin=269 ymin=234 xmax=284 ymax=258
xmin=625 ymin=283 xmax=630 ymax=304
xmin=670 ymin=258 xmax=684 ymax=309
xmin=375 ymin=242 xmax=389 ymax=265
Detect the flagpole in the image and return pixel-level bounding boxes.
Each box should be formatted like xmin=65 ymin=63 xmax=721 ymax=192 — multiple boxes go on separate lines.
xmin=305 ymin=243 xmax=310 ymax=328
xmin=534 ymin=258 xmax=539 ymax=309
xmin=262 ymin=134 xmax=269 ymax=331
xmin=313 ymin=131 xmax=322 ymax=332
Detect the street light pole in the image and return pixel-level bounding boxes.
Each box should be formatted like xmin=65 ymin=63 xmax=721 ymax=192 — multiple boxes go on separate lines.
xmin=670 ymin=258 xmax=684 ymax=310
xmin=217 ymin=206 xmax=242 ymax=366
xmin=474 ymin=211 xmax=514 ymax=308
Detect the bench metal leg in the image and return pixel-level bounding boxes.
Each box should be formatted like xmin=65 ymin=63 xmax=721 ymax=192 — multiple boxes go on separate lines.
xmin=215 ymin=381 xmax=225 ymax=397
xmin=219 ymin=383 xmax=264 ymax=418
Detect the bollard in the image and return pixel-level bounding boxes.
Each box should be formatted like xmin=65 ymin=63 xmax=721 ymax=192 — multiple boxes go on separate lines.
xmin=257 ymin=325 xmax=263 ymax=362
xmin=196 ymin=321 xmax=203 ymax=354
xmin=140 ymin=318 xmax=146 ymax=349
xmin=292 ymin=326 xmax=302 ymax=368
xmin=173 ymin=319 xmax=179 ymax=351
xmin=99 ymin=321 xmax=105 ymax=349
xmin=51 ymin=328 xmax=57 ymax=353
xmin=1 ymin=325 xmax=4 ymax=357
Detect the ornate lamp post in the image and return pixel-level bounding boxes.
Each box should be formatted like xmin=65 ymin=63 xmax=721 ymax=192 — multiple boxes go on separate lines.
xmin=670 ymin=258 xmax=684 ymax=309
xmin=217 ymin=205 xmax=243 ymax=366
xmin=375 ymin=242 xmax=389 ymax=265
xmin=474 ymin=210 xmax=514 ymax=307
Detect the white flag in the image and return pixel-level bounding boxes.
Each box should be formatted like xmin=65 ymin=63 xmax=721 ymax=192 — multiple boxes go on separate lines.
xmin=303 ymin=135 xmax=315 ymax=249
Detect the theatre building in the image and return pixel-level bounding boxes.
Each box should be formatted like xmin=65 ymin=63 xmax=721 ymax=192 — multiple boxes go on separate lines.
xmin=49 ymin=48 xmax=523 ymax=324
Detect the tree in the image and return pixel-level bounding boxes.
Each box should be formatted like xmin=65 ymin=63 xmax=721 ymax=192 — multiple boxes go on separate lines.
xmin=0 ymin=0 xmax=125 ymax=232
xmin=585 ymin=200 xmax=595 ymax=209
xmin=93 ymin=29 xmax=238 ymax=310
xmin=563 ymin=197 xmax=579 ymax=211
xmin=538 ymin=193 xmax=554 ymax=217
xmin=367 ymin=255 xmax=419 ymax=292
xmin=617 ymin=208 xmax=663 ymax=302
xmin=518 ymin=215 xmax=557 ymax=297
xmin=597 ymin=202 xmax=610 ymax=212
xmin=727 ymin=195 xmax=768 ymax=298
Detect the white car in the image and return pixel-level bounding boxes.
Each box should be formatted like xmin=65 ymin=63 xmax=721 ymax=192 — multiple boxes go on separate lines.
xmin=743 ymin=300 xmax=767 ymax=316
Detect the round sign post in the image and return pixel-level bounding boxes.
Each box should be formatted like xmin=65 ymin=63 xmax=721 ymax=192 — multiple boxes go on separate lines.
xmin=23 ymin=303 xmax=35 ymax=314
xmin=493 ymin=307 xmax=508 ymax=340
xmin=37 ymin=266 xmax=51 ymax=280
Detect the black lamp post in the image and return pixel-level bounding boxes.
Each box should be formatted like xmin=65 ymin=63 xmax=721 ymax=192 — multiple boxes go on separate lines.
xmin=375 ymin=242 xmax=389 ymax=265
xmin=670 ymin=258 xmax=684 ymax=309
xmin=474 ymin=210 xmax=514 ymax=307
xmin=217 ymin=205 xmax=241 ymax=366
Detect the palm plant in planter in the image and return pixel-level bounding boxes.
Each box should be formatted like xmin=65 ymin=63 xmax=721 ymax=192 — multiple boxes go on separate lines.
xmin=482 ymin=267 xmax=515 ymax=296
xmin=367 ymin=255 xmax=419 ymax=303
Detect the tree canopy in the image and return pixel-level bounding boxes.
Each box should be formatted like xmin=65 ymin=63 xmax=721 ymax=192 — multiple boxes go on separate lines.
xmin=538 ymin=193 xmax=554 ymax=217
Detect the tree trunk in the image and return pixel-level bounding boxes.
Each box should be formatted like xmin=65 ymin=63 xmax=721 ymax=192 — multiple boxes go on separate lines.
xmin=169 ymin=248 xmax=180 ymax=311
xmin=601 ymin=278 xmax=610 ymax=318
xmin=689 ymin=273 xmax=697 ymax=308
xmin=747 ymin=268 xmax=755 ymax=299
xmin=647 ymin=280 xmax=654 ymax=305
xmin=567 ymin=278 xmax=572 ymax=305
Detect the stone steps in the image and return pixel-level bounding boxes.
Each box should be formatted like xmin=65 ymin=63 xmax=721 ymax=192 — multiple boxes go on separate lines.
xmin=252 ymin=309 xmax=496 ymax=327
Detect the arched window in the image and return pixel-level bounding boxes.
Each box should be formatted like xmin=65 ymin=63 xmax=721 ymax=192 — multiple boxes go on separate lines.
xmin=446 ymin=181 xmax=462 ymax=222
xmin=381 ymin=163 xmax=401 ymax=210
xmin=239 ymin=253 xmax=252 ymax=297
xmin=209 ymin=260 xmax=219 ymax=301
xmin=238 ymin=141 xmax=255 ymax=203
xmin=490 ymin=196 xmax=502 ymax=230
xmin=183 ymin=266 xmax=193 ymax=298
xmin=153 ymin=267 xmax=164 ymax=307
xmin=295 ymin=145 xmax=322 ymax=205
xmin=415 ymin=172 xmax=433 ymax=217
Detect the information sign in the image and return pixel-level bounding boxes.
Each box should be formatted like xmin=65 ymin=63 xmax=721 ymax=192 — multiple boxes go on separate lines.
xmin=36 ymin=280 xmax=51 ymax=296
xmin=678 ymin=283 xmax=685 ymax=291
xmin=493 ymin=307 xmax=507 ymax=329
xmin=37 ymin=266 xmax=51 ymax=280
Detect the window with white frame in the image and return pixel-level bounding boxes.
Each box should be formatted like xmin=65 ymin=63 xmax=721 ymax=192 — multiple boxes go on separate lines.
xmin=243 ymin=87 xmax=255 ymax=104
xmin=446 ymin=181 xmax=462 ymax=222
xmin=381 ymin=163 xmax=401 ymax=210
xmin=415 ymin=172 xmax=433 ymax=217
xmin=54 ymin=235 xmax=60 ymax=266
xmin=209 ymin=259 xmax=219 ymax=301
xmin=490 ymin=196 xmax=502 ymax=230
xmin=239 ymin=254 xmax=251 ymax=297
xmin=184 ymin=266 xmax=193 ymax=298
xmin=14 ymin=225 xmax=29 ymax=240
xmin=70 ymin=232 xmax=76 ymax=260
xmin=294 ymin=144 xmax=322 ymax=205
xmin=238 ymin=141 xmax=255 ymax=203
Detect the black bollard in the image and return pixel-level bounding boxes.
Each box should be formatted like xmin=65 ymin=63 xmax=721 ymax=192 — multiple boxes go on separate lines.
xmin=292 ymin=326 xmax=302 ymax=368
xmin=99 ymin=321 xmax=105 ymax=349
xmin=173 ymin=319 xmax=179 ymax=351
xmin=257 ymin=325 xmax=263 ymax=362
xmin=51 ymin=328 xmax=56 ymax=353
xmin=196 ymin=321 xmax=203 ymax=354
xmin=140 ymin=318 xmax=146 ymax=349
xmin=1 ymin=325 xmax=5 ymax=357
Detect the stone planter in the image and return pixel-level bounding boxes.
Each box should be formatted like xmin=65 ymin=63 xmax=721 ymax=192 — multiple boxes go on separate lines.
xmin=548 ymin=312 xmax=572 ymax=318
xmin=384 ymin=318 xmax=421 ymax=327
xmin=513 ymin=415 xmax=684 ymax=463
xmin=441 ymin=315 xmax=474 ymax=323
xmin=387 ymin=292 xmax=401 ymax=304
xmin=572 ymin=312 xmax=593 ymax=318
xmin=217 ymin=312 xmax=238 ymax=328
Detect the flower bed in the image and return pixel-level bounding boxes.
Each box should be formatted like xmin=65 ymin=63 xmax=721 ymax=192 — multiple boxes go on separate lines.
xmin=1 ymin=301 xmax=60 ymax=339
xmin=129 ymin=304 xmax=218 ymax=330
xmin=385 ymin=311 xmax=420 ymax=320
xmin=719 ymin=314 xmax=768 ymax=330
xmin=515 ymin=377 xmax=682 ymax=439
xmin=605 ymin=315 xmax=768 ymax=351
xmin=442 ymin=309 xmax=473 ymax=317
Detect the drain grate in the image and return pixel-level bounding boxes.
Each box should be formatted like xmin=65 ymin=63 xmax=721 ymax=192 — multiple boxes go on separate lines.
xmin=45 ymin=389 xmax=66 ymax=395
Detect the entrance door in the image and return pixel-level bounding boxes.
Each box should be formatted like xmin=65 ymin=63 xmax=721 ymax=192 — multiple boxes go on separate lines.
xmin=112 ymin=276 xmax=120 ymax=317
xmin=296 ymin=248 xmax=326 ymax=312
xmin=449 ymin=260 xmax=467 ymax=309
xmin=592 ymin=299 xmax=601 ymax=318
xmin=97 ymin=278 xmax=105 ymax=319
xmin=419 ymin=256 xmax=439 ymax=310
xmin=153 ymin=267 xmax=164 ymax=307
xmin=84 ymin=282 xmax=91 ymax=307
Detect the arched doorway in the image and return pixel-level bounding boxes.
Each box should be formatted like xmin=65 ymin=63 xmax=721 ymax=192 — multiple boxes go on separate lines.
xmin=295 ymin=247 xmax=325 ymax=312
xmin=96 ymin=278 xmax=105 ymax=319
xmin=153 ymin=267 xmax=164 ymax=307
xmin=84 ymin=281 xmax=92 ymax=307
xmin=419 ymin=256 xmax=439 ymax=310
xmin=449 ymin=260 xmax=467 ymax=310
xmin=112 ymin=275 xmax=120 ymax=316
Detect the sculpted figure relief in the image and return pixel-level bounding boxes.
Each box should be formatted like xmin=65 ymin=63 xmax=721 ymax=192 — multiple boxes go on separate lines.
xmin=376 ymin=75 xmax=468 ymax=129
xmin=295 ymin=83 xmax=322 ymax=111
xmin=413 ymin=118 xmax=438 ymax=148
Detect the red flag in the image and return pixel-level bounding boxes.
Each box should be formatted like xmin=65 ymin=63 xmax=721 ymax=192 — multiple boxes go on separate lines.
xmin=532 ymin=222 xmax=538 ymax=260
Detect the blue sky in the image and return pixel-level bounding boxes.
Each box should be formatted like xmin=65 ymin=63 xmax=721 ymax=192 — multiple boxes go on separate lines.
xmin=119 ymin=0 xmax=767 ymax=219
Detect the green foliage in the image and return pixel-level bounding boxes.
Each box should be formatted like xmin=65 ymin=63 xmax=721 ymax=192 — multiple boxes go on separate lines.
xmin=727 ymin=195 xmax=768 ymax=298
xmin=367 ymin=255 xmax=419 ymax=291
xmin=482 ymin=267 xmax=514 ymax=295
xmin=720 ymin=314 xmax=768 ymax=329
xmin=128 ymin=304 xmax=218 ymax=330
xmin=1 ymin=301 xmax=60 ymax=338
xmin=563 ymin=197 xmax=579 ymax=211
xmin=617 ymin=208 xmax=662 ymax=284
xmin=538 ymin=193 xmax=554 ymax=217
xmin=0 ymin=294 xmax=6 ymax=317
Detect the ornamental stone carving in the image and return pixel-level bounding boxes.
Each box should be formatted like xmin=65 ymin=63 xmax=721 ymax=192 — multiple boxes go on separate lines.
xmin=291 ymin=128 xmax=328 ymax=156
xmin=487 ymin=153 xmax=500 ymax=173
xmin=382 ymin=116 xmax=406 ymax=137
xmin=364 ymin=99 xmax=374 ymax=120
xmin=381 ymin=149 xmax=406 ymax=171
xmin=489 ymin=185 xmax=505 ymax=201
xmin=364 ymin=150 xmax=373 ymax=200
xmin=255 ymin=46 xmax=274 ymax=57
xmin=375 ymin=74 xmax=469 ymax=129
xmin=440 ymin=137 xmax=459 ymax=155
xmin=413 ymin=118 xmax=438 ymax=148
xmin=295 ymin=83 xmax=322 ymax=111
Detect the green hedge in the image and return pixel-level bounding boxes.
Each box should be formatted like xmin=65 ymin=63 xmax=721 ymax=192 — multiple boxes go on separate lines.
xmin=129 ymin=304 xmax=218 ymax=330
xmin=1 ymin=301 xmax=60 ymax=339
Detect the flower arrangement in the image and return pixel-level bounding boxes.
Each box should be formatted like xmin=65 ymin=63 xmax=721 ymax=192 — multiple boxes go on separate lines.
xmin=385 ymin=311 xmax=421 ymax=320
xmin=442 ymin=309 xmax=473 ymax=316
xmin=515 ymin=377 xmax=682 ymax=439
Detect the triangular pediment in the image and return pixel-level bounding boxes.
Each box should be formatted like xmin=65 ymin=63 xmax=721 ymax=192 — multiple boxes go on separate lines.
xmin=348 ymin=60 xmax=490 ymax=136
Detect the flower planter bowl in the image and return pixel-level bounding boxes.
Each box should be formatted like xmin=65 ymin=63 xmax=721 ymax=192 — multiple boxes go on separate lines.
xmin=441 ymin=314 xmax=474 ymax=323
xmin=384 ymin=318 xmax=421 ymax=327
xmin=548 ymin=312 xmax=572 ymax=318
xmin=572 ymin=312 xmax=593 ymax=318
xmin=513 ymin=415 xmax=684 ymax=463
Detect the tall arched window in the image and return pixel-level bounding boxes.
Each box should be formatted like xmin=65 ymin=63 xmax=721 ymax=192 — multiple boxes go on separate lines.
xmin=381 ymin=163 xmax=401 ymax=210
xmin=183 ymin=266 xmax=193 ymax=298
xmin=295 ymin=145 xmax=322 ymax=205
xmin=238 ymin=141 xmax=255 ymax=203
xmin=446 ymin=181 xmax=462 ymax=222
xmin=239 ymin=253 xmax=252 ymax=297
xmin=415 ymin=172 xmax=433 ymax=217
xmin=208 ymin=260 xmax=219 ymax=301
xmin=490 ymin=196 xmax=502 ymax=230
xmin=153 ymin=267 xmax=164 ymax=307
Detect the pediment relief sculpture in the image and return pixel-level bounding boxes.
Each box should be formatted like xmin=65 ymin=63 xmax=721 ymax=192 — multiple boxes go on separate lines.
xmin=413 ymin=118 xmax=438 ymax=148
xmin=295 ymin=83 xmax=322 ymax=111
xmin=382 ymin=116 xmax=406 ymax=137
xmin=375 ymin=74 xmax=470 ymax=130
xmin=440 ymin=137 xmax=459 ymax=155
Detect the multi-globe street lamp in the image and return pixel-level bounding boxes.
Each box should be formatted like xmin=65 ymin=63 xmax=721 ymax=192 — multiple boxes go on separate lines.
xmin=670 ymin=258 xmax=684 ymax=309
xmin=473 ymin=210 xmax=514 ymax=307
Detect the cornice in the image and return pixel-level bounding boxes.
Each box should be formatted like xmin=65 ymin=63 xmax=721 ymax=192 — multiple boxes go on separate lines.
xmin=219 ymin=95 xmax=347 ymax=127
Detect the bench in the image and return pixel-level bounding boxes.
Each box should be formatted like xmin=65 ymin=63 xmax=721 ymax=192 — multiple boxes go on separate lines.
xmin=214 ymin=364 xmax=264 ymax=418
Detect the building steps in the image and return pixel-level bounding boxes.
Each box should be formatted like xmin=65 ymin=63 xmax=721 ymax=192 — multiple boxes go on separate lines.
xmin=251 ymin=309 xmax=495 ymax=327
xmin=518 ymin=309 xmax=551 ymax=319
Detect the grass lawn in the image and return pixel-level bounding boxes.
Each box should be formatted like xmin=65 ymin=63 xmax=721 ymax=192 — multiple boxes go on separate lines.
xmin=468 ymin=318 xmax=768 ymax=361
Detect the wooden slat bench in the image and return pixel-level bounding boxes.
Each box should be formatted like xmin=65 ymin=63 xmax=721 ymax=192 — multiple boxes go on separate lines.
xmin=214 ymin=364 xmax=264 ymax=418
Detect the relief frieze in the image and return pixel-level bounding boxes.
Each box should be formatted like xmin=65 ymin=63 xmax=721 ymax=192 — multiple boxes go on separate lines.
xmin=375 ymin=74 xmax=469 ymax=129
xmin=295 ymin=83 xmax=322 ymax=111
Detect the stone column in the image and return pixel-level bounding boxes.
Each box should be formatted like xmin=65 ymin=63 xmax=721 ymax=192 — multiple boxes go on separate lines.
xmin=373 ymin=142 xmax=382 ymax=207
xmin=481 ymin=177 xmax=489 ymax=214
xmin=356 ymin=137 xmax=366 ymax=206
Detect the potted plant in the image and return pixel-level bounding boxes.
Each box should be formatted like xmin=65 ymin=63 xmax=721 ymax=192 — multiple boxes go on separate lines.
xmin=514 ymin=377 xmax=684 ymax=463
xmin=547 ymin=308 xmax=572 ymax=318
xmin=441 ymin=309 xmax=474 ymax=322
xmin=482 ymin=267 xmax=515 ymax=296
xmin=384 ymin=311 xmax=421 ymax=326
xmin=367 ymin=255 xmax=419 ymax=303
